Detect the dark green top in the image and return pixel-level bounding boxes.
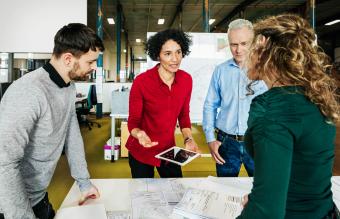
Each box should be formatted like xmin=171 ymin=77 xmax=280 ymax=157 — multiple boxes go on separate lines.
xmin=237 ymin=86 xmax=335 ymax=219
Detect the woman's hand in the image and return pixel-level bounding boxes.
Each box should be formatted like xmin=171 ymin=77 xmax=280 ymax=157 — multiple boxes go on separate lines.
xmin=241 ymin=194 xmax=249 ymax=208
xmin=184 ymin=137 xmax=199 ymax=152
xmin=136 ymin=130 xmax=158 ymax=147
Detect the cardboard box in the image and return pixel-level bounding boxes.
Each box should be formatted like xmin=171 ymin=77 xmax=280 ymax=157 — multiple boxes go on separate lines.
xmin=120 ymin=121 xmax=129 ymax=157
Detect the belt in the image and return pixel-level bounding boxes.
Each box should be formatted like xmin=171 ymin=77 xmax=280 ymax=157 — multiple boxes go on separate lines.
xmin=216 ymin=129 xmax=245 ymax=142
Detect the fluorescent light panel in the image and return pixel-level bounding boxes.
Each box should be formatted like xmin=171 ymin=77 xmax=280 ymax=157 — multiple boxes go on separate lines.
xmin=107 ymin=18 xmax=115 ymax=24
xmin=325 ymin=19 xmax=340 ymax=26
xmin=158 ymin=18 xmax=165 ymax=25
xmin=209 ymin=19 xmax=215 ymax=25
xmin=136 ymin=39 xmax=141 ymax=43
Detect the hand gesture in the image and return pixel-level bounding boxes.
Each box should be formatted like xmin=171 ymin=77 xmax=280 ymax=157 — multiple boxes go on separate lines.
xmin=136 ymin=130 xmax=158 ymax=147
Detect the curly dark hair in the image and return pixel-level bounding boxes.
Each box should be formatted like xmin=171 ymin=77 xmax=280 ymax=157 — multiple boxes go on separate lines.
xmin=145 ymin=29 xmax=192 ymax=61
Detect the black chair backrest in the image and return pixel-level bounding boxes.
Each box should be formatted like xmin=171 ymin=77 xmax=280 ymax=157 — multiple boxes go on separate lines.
xmin=0 ymin=82 xmax=12 ymax=102
xmin=88 ymin=84 xmax=97 ymax=107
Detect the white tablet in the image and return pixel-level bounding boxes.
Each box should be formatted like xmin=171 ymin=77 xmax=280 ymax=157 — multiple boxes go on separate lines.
xmin=155 ymin=146 xmax=200 ymax=166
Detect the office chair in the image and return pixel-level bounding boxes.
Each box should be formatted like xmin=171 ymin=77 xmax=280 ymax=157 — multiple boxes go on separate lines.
xmin=0 ymin=82 xmax=12 ymax=102
xmin=76 ymin=85 xmax=101 ymax=130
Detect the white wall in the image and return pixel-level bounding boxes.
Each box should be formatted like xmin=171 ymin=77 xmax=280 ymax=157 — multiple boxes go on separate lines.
xmin=0 ymin=0 xmax=87 ymax=53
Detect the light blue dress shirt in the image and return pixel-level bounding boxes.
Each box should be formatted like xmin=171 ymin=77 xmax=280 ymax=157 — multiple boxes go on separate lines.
xmin=203 ymin=59 xmax=268 ymax=142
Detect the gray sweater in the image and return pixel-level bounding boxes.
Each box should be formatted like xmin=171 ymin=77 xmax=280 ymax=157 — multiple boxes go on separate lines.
xmin=0 ymin=66 xmax=92 ymax=219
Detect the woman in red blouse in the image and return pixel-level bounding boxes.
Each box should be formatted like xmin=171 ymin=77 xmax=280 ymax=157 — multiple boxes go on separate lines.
xmin=126 ymin=29 xmax=198 ymax=178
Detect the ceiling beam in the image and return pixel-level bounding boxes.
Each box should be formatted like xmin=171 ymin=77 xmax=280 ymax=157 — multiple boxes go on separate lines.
xmin=316 ymin=0 xmax=333 ymax=4
xmin=211 ymin=0 xmax=258 ymax=32
xmin=286 ymin=0 xmax=337 ymax=27
xmin=317 ymin=14 xmax=340 ymax=26
xmin=169 ymin=0 xmax=185 ymax=28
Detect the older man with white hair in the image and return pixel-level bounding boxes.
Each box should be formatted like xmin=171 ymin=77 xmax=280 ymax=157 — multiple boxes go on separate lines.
xmin=203 ymin=19 xmax=267 ymax=177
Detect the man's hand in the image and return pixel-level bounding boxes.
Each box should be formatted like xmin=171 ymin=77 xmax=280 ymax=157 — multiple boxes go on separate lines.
xmin=78 ymin=185 xmax=100 ymax=205
xmin=136 ymin=130 xmax=158 ymax=148
xmin=208 ymin=140 xmax=225 ymax=164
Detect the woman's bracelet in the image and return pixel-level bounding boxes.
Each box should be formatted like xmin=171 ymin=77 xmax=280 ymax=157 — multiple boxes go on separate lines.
xmin=184 ymin=137 xmax=193 ymax=144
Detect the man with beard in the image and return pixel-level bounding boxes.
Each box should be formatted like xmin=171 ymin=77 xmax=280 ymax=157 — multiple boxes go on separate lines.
xmin=0 ymin=23 xmax=104 ymax=219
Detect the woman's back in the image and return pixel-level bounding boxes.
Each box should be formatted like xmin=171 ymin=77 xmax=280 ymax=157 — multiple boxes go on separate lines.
xmin=241 ymin=86 xmax=335 ymax=219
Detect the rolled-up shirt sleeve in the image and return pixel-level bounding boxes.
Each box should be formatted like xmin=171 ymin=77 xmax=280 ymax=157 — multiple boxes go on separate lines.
xmin=202 ymin=69 xmax=221 ymax=142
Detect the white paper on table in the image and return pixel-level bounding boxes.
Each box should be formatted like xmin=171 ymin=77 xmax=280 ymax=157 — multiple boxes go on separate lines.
xmin=332 ymin=176 xmax=340 ymax=210
xmin=131 ymin=191 xmax=173 ymax=219
xmin=55 ymin=204 xmax=107 ymax=219
xmin=106 ymin=211 xmax=132 ymax=219
xmin=129 ymin=178 xmax=186 ymax=204
xmin=194 ymin=177 xmax=251 ymax=197
xmin=206 ymin=176 xmax=253 ymax=192
xmin=173 ymin=188 xmax=243 ymax=219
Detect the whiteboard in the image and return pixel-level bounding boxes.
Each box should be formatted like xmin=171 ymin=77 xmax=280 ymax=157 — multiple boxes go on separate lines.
xmin=147 ymin=32 xmax=232 ymax=123
xmin=0 ymin=0 xmax=87 ymax=53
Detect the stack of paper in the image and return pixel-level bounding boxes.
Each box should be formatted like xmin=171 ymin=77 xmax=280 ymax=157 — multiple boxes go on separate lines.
xmin=129 ymin=178 xmax=186 ymax=205
xmin=171 ymin=177 xmax=252 ymax=219
xmin=106 ymin=211 xmax=131 ymax=219
xmin=131 ymin=191 xmax=173 ymax=219
xmin=172 ymin=188 xmax=243 ymax=219
xmin=332 ymin=176 xmax=340 ymax=215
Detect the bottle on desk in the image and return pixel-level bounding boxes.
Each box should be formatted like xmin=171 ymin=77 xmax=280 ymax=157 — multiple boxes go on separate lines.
xmin=113 ymin=137 xmax=121 ymax=161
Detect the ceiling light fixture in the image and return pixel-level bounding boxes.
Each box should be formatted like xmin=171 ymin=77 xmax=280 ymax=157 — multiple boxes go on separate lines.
xmin=209 ymin=19 xmax=216 ymax=25
xmin=158 ymin=18 xmax=165 ymax=25
xmin=136 ymin=39 xmax=141 ymax=43
xmin=325 ymin=19 xmax=340 ymax=26
xmin=107 ymin=18 xmax=115 ymax=24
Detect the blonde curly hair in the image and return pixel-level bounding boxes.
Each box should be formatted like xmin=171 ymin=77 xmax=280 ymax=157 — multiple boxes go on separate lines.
xmin=248 ymin=14 xmax=339 ymax=123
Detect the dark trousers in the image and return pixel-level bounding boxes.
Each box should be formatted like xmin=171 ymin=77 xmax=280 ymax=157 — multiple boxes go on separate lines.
xmin=129 ymin=153 xmax=182 ymax=178
xmin=216 ymin=131 xmax=254 ymax=177
xmin=0 ymin=192 xmax=55 ymax=219
xmin=324 ymin=204 xmax=340 ymax=219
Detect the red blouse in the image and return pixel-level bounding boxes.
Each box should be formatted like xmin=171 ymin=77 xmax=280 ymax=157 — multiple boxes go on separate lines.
xmin=126 ymin=64 xmax=192 ymax=166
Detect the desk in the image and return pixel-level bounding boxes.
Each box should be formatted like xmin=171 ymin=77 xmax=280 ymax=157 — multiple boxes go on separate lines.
xmin=76 ymin=96 xmax=87 ymax=103
xmin=58 ymin=178 xmax=251 ymax=219
xmin=57 ymin=177 xmax=340 ymax=218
